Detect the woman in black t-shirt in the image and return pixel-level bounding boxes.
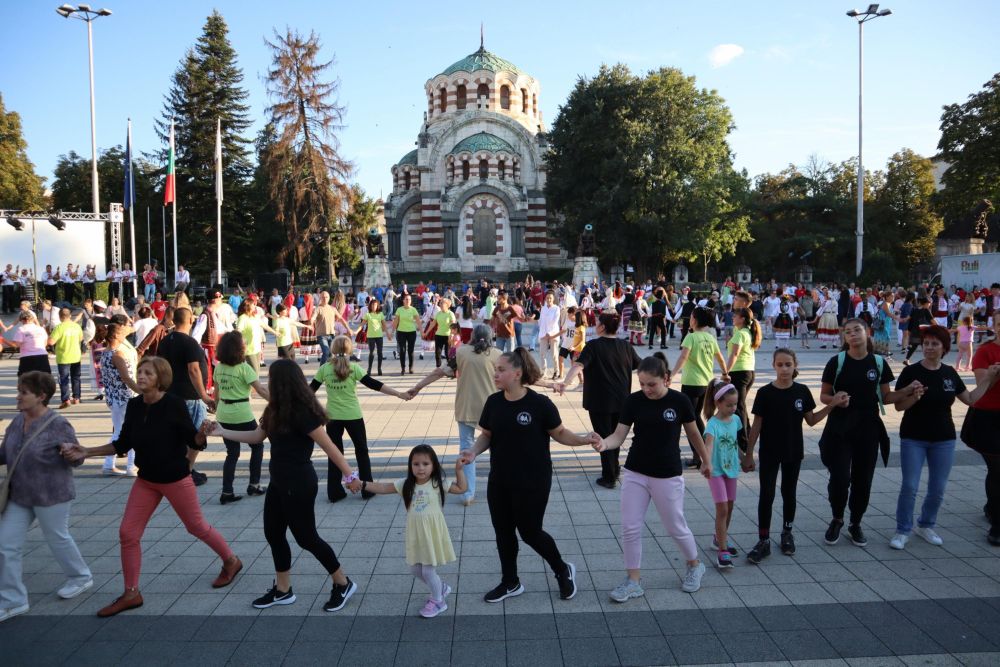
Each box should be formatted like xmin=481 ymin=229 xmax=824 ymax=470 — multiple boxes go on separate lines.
xmin=594 ymin=353 xmax=710 ymax=601
xmin=460 ymin=348 xmax=596 ymax=604
xmin=890 ymin=325 xmax=999 ymax=551
xmin=819 ymin=319 xmax=917 ymax=548
xmin=209 ymin=359 xmax=364 ymax=613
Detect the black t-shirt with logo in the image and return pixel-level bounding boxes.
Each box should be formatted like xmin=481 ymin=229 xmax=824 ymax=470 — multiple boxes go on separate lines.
xmin=479 ymin=388 xmax=562 ymax=485
xmin=577 ymin=337 xmax=641 ymax=413
xmin=619 ymin=389 xmax=695 ymax=479
xmin=896 ymin=363 xmax=966 ymax=441
xmin=821 ymin=353 xmax=894 ymax=434
xmin=751 ymin=382 xmax=817 ymax=463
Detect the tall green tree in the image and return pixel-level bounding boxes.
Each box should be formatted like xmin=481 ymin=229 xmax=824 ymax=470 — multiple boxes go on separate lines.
xmin=262 ymin=28 xmax=353 ymax=278
xmin=157 ymin=11 xmax=257 ymax=279
xmin=0 ymin=94 xmax=46 ymax=209
xmin=936 ymin=73 xmax=1000 ymax=222
xmin=546 ymin=65 xmax=745 ymax=278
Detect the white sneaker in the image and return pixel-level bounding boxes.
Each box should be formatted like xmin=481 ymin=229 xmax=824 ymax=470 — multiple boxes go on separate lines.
xmin=914 ymin=526 xmax=943 ymax=546
xmin=889 ymin=533 xmax=909 ymax=550
xmin=681 ymin=562 xmax=706 ymax=593
xmin=0 ymin=604 xmax=29 ymax=623
xmin=57 ymin=578 xmax=93 ymax=599
xmin=609 ymin=578 xmax=645 ymax=603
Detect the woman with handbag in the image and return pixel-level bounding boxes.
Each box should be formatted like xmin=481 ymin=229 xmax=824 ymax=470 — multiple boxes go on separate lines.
xmin=960 ymin=315 xmax=1000 ymax=545
xmin=0 ymin=372 xmax=93 ymax=623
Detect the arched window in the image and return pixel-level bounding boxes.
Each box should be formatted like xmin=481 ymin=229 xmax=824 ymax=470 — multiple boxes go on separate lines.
xmin=477 ymin=83 xmax=490 ymax=108
xmin=439 ymin=87 xmax=447 ymax=112
xmin=500 ymin=85 xmax=511 ymax=110
xmin=479 ymin=159 xmax=489 ymax=179
xmin=404 ymin=171 xmax=411 ymax=190
xmin=532 ymin=93 xmax=537 ymax=116
xmin=473 ymin=208 xmax=498 ymax=255
xmin=521 ymin=88 xmax=528 ymax=113
xmin=456 ymin=84 xmax=467 ymax=110
xmin=462 ymin=160 xmax=470 ymax=181
xmin=498 ymin=160 xmax=506 ymax=180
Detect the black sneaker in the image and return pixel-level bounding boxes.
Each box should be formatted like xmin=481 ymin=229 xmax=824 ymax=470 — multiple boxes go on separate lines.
xmin=595 ymin=477 xmax=616 ymax=489
xmin=824 ymin=519 xmax=843 ymax=545
xmin=556 ymin=562 xmax=577 ymax=600
xmin=848 ymin=524 xmax=868 ymax=547
xmin=780 ymin=531 xmax=796 ymax=555
xmin=988 ymin=530 xmax=1000 ymax=547
xmin=191 ymin=470 xmax=208 ymax=486
xmin=361 ymin=489 xmax=376 ymax=500
xmin=484 ymin=580 xmax=524 ymax=603
xmin=324 ymin=578 xmax=357 ymax=612
xmin=219 ymin=492 xmax=242 ymax=505
xmin=246 ymin=484 xmax=266 ymax=496
xmin=684 ymin=458 xmax=702 ymax=469
xmin=747 ymin=538 xmax=771 ymax=564
xmin=253 ymin=583 xmax=296 ymax=609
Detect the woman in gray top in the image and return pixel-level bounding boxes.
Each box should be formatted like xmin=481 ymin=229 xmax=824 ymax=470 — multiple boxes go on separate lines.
xmin=0 ymin=372 xmax=93 ymax=623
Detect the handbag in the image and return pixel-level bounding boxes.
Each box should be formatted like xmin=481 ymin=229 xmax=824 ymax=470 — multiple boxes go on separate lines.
xmin=0 ymin=412 xmax=58 ymax=514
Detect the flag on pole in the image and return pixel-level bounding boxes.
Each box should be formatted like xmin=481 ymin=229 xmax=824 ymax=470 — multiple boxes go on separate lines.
xmin=164 ymin=120 xmax=176 ymax=205
xmin=215 ymin=117 xmax=223 ymax=202
xmin=123 ymin=119 xmax=135 ymax=209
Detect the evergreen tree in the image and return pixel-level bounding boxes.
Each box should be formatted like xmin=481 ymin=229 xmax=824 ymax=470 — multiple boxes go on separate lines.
xmin=262 ymin=28 xmax=353 ymax=277
xmin=0 ymin=94 xmax=46 ymax=209
xmin=156 ymin=11 xmax=257 ymax=280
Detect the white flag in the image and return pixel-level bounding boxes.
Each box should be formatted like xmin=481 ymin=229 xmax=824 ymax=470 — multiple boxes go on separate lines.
xmin=215 ymin=117 xmax=223 ymax=202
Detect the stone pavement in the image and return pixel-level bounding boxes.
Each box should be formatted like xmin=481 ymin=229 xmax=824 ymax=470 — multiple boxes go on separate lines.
xmin=1 ymin=335 xmax=999 ymax=666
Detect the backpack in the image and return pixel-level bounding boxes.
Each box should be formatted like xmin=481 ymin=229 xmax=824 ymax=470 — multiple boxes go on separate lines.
xmin=834 ymin=351 xmax=885 ymax=415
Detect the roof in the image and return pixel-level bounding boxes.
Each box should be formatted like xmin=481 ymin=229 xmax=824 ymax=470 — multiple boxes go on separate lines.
xmin=396 ymin=149 xmax=417 ymax=166
xmin=451 ymin=132 xmax=516 ymax=155
xmin=441 ymin=46 xmax=521 ymax=76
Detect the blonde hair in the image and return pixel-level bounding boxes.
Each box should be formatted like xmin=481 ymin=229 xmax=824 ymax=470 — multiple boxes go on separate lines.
xmin=330 ymin=335 xmax=354 ymax=380
xmin=332 ymin=290 xmax=346 ymax=310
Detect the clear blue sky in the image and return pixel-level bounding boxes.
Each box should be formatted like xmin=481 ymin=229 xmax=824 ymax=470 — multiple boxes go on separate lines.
xmin=2 ymin=0 xmax=998 ymax=203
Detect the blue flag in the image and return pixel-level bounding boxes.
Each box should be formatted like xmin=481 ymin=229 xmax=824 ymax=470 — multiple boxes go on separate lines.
xmin=123 ymin=121 xmax=135 ymax=209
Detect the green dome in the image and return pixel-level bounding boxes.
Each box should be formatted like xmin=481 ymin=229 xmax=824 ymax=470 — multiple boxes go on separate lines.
xmin=397 ymin=149 xmax=417 ymax=166
xmin=451 ymin=132 xmax=516 ymax=155
xmin=441 ymin=46 xmax=521 ymax=76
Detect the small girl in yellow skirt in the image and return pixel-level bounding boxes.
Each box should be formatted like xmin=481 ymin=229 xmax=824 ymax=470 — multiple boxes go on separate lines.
xmin=362 ymin=444 xmax=467 ymax=617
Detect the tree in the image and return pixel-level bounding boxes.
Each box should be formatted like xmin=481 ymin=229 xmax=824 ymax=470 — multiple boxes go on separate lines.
xmin=262 ymin=28 xmax=353 ymax=277
xmin=686 ymin=170 xmax=754 ymax=281
xmin=936 ymin=73 xmax=1000 ymax=222
xmin=0 ymin=94 xmax=46 ymax=209
xmin=546 ymin=65 xmax=744 ymax=278
xmin=157 ymin=11 xmax=257 ymax=279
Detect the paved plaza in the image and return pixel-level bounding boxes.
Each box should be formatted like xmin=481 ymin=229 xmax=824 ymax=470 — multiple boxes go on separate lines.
xmin=1 ymin=336 xmax=1000 ymax=666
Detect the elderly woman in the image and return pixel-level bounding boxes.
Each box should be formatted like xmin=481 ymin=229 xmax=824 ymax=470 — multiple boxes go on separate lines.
xmin=0 ymin=372 xmax=93 ymax=623
xmin=3 ymin=310 xmax=51 ymax=376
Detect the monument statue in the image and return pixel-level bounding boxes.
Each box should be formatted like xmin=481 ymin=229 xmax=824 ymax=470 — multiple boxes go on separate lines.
xmin=366 ymin=228 xmax=386 ymax=258
xmin=577 ymin=224 xmax=596 ymax=256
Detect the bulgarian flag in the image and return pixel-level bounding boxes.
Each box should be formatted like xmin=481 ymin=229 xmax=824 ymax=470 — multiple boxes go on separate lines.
xmin=164 ymin=120 xmax=176 ymax=205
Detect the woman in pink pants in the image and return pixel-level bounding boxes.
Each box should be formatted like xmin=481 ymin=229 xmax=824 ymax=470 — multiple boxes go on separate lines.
xmin=594 ymin=352 xmax=711 ymax=602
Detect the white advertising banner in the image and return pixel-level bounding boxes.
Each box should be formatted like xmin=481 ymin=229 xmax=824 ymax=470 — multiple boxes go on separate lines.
xmin=940 ymin=253 xmax=1000 ymax=290
xmin=0 ymin=219 xmax=107 ymax=278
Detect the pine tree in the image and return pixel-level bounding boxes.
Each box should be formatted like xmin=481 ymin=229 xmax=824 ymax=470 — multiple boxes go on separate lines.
xmin=156 ymin=11 xmax=257 ymax=280
xmin=0 ymin=94 xmax=46 ymax=209
xmin=262 ymin=28 xmax=354 ymax=278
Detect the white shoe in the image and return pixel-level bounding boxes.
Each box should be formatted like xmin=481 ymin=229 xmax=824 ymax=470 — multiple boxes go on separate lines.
xmin=889 ymin=533 xmax=909 ymax=550
xmin=0 ymin=604 xmax=29 ymax=623
xmin=103 ymin=467 xmax=126 ymax=476
xmin=57 ymin=578 xmax=93 ymax=599
xmin=914 ymin=526 xmax=943 ymax=546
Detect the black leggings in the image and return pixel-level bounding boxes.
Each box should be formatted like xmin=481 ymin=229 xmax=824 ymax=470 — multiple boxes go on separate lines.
xmin=220 ymin=419 xmax=263 ymax=494
xmin=681 ymin=384 xmax=708 ymax=463
xmin=647 ymin=316 xmax=666 ymax=347
xmin=984 ymin=453 xmax=1000 ymax=532
xmin=488 ymin=476 xmax=565 ymax=584
xmin=757 ymin=458 xmax=801 ymax=535
xmin=367 ymin=337 xmax=383 ymax=374
xmin=326 ymin=418 xmax=372 ymax=502
xmin=264 ymin=476 xmax=340 ymax=573
xmin=434 ymin=334 xmax=450 ymax=368
xmin=397 ymin=331 xmax=416 ymax=370
xmin=826 ymin=434 xmax=879 ymax=525
xmin=728 ymin=370 xmax=755 ymax=450
xmin=904 ymin=337 xmax=922 ymax=361
xmin=589 ymin=411 xmax=621 ymax=481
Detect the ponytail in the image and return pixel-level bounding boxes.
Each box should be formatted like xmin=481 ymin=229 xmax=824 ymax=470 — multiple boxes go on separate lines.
xmin=703 ymin=378 xmax=737 ymax=420
xmin=502 ymin=347 xmax=542 ymax=385
xmin=637 ymin=351 xmax=670 ymax=378
xmin=330 ymin=335 xmax=354 ymax=380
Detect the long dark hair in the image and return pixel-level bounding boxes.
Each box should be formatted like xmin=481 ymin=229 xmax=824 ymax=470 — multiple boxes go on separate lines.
xmin=461 ymin=295 xmax=474 ymax=320
xmin=401 ymin=444 xmax=445 ymax=510
xmin=260 ymin=359 xmax=328 ymax=434
xmin=840 ymin=317 xmax=874 ymax=354
xmin=502 ymin=347 xmax=543 ymax=385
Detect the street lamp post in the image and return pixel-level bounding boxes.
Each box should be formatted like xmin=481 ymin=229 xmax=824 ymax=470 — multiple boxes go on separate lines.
xmin=846 ymin=4 xmax=891 ymax=278
xmin=56 ymin=4 xmax=112 ymax=218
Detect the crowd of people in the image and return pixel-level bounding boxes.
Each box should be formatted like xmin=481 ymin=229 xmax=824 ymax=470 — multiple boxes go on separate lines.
xmin=1 ymin=272 xmax=1000 ymax=625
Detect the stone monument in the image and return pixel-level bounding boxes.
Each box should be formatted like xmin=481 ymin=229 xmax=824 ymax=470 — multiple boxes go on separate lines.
xmin=363 ymin=227 xmax=392 ymax=290
xmin=572 ymin=224 xmax=601 ymax=289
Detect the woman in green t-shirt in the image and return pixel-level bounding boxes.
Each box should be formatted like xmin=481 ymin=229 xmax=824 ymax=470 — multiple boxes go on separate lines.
xmin=725 ymin=308 xmax=762 ymax=450
xmin=310 ymin=335 xmax=411 ymax=501
xmin=214 ymin=332 xmax=271 ymax=505
xmin=273 ymin=303 xmax=313 ymax=360
xmin=362 ymin=299 xmax=388 ymax=376
xmin=392 ymin=293 xmax=420 ymax=375
xmin=432 ymin=298 xmax=456 ymax=369
xmin=672 ymin=307 xmax=731 ymax=467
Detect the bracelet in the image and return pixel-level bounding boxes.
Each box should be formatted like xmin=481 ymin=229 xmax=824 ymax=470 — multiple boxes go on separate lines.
xmin=342 ymin=471 xmax=359 ymax=484
xmin=361 ymin=480 xmax=367 ymax=493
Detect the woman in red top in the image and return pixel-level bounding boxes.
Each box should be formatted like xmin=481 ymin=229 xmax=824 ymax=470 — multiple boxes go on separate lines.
xmin=962 ymin=315 xmax=1000 ymax=545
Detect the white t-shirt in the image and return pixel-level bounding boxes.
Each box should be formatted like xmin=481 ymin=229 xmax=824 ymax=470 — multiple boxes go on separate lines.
xmin=763 ymin=296 xmax=781 ymax=318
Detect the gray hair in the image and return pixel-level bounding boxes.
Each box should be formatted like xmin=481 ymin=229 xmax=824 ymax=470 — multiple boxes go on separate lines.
xmin=471 ymin=324 xmax=493 ymax=354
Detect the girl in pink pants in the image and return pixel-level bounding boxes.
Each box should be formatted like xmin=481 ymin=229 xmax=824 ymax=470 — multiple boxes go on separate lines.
xmin=594 ymin=352 xmax=711 ymax=602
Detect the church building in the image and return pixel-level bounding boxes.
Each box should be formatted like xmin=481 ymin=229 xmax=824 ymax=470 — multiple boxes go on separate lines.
xmin=383 ymin=43 xmax=569 ymax=278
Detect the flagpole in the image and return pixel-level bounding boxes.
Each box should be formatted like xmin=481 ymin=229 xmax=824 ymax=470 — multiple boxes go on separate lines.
xmin=162 ymin=207 xmax=166 ymax=278
xmin=215 ymin=117 xmax=223 ymax=289
xmin=146 ymin=206 xmax=151 ymax=265
xmin=169 ymin=119 xmax=178 ymax=284
xmin=127 ymin=119 xmax=139 ymax=298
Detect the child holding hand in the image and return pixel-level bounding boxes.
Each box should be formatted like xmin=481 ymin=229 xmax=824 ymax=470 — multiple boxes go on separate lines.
xmin=703 ymin=380 xmax=742 ymax=569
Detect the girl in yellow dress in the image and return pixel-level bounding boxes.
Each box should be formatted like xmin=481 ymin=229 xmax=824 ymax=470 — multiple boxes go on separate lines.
xmin=363 ymin=444 xmax=467 ymax=617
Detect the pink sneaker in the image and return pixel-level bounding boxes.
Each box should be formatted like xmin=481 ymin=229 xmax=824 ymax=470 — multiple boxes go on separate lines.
xmin=419 ymin=598 xmax=447 ymax=618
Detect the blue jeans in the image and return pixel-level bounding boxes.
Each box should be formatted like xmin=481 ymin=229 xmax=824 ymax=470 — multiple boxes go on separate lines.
xmin=183 ymin=398 xmax=207 ymax=430
xmin=57 ymin=362 xmax=81 ymax=402
xmin=514 ymin=322 xmax=523 ymax=348
xmin=895 ymin=438 xmax=955 ymax=533
xmin=317 ymin=335 xmax=334 ymax=365
xmin=458 ymin=422 xmax=477 ymax=502
xmin=144 ymin=283 xmax=155 ymax=301
xmin=495 ymin=337 xmax=514 ymax=353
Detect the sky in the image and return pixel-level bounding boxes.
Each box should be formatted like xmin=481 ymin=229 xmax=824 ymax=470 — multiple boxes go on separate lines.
xmin=2 ymin=0 xmax=998 ymax=205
